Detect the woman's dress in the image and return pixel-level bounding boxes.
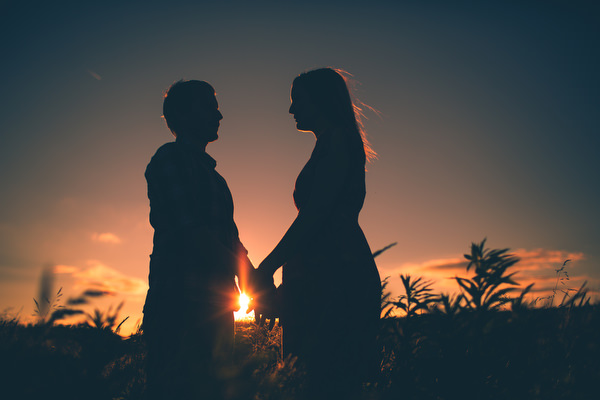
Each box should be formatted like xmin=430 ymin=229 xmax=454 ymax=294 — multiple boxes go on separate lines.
xmin=281 ymin=128 xmax=382 ymax=392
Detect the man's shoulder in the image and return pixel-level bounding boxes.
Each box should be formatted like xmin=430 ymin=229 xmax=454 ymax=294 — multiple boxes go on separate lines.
xmin=146 ymin=142 xmax=181 ymax=176
xmin=148 ymin=142 xmax=182 ymax=165
xmin=152 ymin=141 xmax=179 ymax=158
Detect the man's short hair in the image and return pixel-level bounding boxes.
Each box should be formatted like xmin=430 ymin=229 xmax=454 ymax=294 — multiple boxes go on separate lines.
xmin=162 ymin=80 xmax=215 ymax=137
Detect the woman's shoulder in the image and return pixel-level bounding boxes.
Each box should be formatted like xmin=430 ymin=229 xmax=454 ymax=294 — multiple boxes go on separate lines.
xmin=321 ymin=127 xmax=365 ymax=161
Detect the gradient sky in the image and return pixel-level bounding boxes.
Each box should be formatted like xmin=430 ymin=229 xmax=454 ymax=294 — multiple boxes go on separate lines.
xmin=1 ymin=0 xmax=598 ymax=333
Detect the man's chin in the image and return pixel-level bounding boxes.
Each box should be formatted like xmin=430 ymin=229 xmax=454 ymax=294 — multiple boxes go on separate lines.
xmin=202 ymin=128 xmax=218 ymax=142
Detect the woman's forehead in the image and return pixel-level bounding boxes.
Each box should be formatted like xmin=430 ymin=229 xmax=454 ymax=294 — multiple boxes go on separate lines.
xmin=290 ymin=83 xmax=309 ymax=100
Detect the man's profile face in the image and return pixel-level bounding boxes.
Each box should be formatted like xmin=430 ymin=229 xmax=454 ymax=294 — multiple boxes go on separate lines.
xmin=181 ymin=91 xmax=223 ymax=143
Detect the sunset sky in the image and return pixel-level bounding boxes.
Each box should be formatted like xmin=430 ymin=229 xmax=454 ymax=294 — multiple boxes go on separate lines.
xmin=1 ymin=1 xmax=598 ymax=334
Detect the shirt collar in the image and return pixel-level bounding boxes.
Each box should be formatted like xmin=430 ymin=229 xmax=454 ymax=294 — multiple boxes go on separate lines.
xmin=176 ymin=136 xmax=217 ymax=169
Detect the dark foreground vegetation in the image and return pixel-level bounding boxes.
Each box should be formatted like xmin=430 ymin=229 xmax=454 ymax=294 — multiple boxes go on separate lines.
xmin=1 ymin=240 xmax=598 ymax=399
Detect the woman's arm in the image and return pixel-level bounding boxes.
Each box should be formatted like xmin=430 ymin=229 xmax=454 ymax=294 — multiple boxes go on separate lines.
xmin=258 ymin=129 xmax=351 ymax=276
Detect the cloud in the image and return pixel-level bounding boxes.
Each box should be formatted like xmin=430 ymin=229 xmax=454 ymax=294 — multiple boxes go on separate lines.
xmin=76 ymin=261 xmax=147 ymax=295
xmin=82 ymin=289 xmax=113 ymax=297
xmin=383 ymin=256 xmax=467 ymax=276
xmin=54 ymin=264 xmax=79 ymax=274
xmin=388 ymin=248 xmax=585 ymax=275
xmin=382 ymin=248 xmax=598 ymax=300
xmin=417 ymin=257 xmax=467 ymax=272
xmin=55 ymin=261 xmax=147 ymax=296
xmin=67 ymin=289 xmax=114 ymax=306
xmin=511 ymin=248 xmax=585 ymax=271
xmin=91 ymin=232 xmax=122 ymax=244
xmin=87 ymin=69 xmax=102 ymax=80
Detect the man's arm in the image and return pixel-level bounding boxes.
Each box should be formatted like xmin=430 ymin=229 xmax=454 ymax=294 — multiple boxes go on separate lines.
xmin=147 ymin=144 xmax=255 ymax=286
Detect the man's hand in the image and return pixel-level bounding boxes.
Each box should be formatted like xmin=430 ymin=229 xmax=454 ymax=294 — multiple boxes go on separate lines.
xmin=249 ymin=268 xmax=278 ymax=330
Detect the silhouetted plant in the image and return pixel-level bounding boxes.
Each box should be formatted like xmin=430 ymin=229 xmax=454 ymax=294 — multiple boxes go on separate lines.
xmin=47 ymin=308 xmax=85 ymax=325
xmin=509 ymin=283 xmax=535 ymax=312
xmin=0 ymin=308 xmax=20 ymax=332
xmin=86 ymin=301 xmax=128 ymax=333
xmin=563 ymin=281 xmax=592 ymax=308
xmin=372 ymin=242 xmax=397 ymax=258
xmin=434 ymin=293 xmax=464 ymax=317
xmin=454 ymin=239 xmax=520 ymax=311
xmin=32 ymin=268 xmax=89 ymax=326
xmin=5 ymin=239 xmax=599 ymax=400
xmin=393 ymin=274 xmax=437 ymax=318
xmin=32 ymin=266 xmax=63 ymax=323
xmin=31 ymin=267 xmax=126 ymax=329
xmin=545 ymin=259 xmax=576 ymax=306
xmin=246 ymin=321 xmax=282 ymax=355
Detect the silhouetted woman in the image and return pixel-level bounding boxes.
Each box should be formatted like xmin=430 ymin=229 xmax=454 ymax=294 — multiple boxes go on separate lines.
xmin=255 ymin=68 xmax=382 ymax=398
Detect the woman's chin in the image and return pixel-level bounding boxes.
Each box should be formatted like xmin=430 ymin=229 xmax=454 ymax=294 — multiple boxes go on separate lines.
xmin=295 ymin=123 xmax=312 ymax=133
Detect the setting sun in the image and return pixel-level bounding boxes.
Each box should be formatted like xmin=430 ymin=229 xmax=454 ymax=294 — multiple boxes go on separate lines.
xmin=235 ymin=293 xmax=253 ymax=321
xmin=239 ymin=293 xmax=250 ymax=312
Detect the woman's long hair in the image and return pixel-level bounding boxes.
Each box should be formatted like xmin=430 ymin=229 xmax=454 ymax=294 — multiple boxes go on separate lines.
xmin=292 ymin=68 xmax=376 ymax=162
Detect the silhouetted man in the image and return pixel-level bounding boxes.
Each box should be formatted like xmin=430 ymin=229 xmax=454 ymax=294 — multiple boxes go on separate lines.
xmin=142 ymin=80 xmax=253 ymax=399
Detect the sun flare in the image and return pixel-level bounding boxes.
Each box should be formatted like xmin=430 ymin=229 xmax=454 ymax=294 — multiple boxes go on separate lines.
xmin=239 ymin=293 xmax=250 ymax=313
xmin=234 ymin=293 xmax=253 ymax=321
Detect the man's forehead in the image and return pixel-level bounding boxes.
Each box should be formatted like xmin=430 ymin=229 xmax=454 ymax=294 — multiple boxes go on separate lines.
xmin=191 ymin=90 xmax=218 ymax=106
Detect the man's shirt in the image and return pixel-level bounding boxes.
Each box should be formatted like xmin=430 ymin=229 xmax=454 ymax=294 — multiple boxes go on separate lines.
xmin=143 ymin=137 xmax=246 ymax=314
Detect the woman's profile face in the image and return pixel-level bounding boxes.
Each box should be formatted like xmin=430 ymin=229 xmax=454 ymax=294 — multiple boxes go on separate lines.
xmin=289 ymin=83 xmax=319 ymax=133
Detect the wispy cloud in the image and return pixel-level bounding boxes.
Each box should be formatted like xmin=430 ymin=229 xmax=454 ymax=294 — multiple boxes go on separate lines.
xmin=382 ymin=248 xmax=597 ymax=299
xmin=87 ymin=69 xmax=102 ymax=80
xmin=383 ymin=256 xmax=466 ymax=276
xmin=54 ymin=264 xmax=79 ymax=274
xmin=387 ymin=248 xmax=585 ymax=276
xmin=55 ymin=261 xmax=147 ymax=296
xmin=91 ymin=232 xmax=122 ymax=244
xmin=511 ymin=248 xmax=585 ymax=270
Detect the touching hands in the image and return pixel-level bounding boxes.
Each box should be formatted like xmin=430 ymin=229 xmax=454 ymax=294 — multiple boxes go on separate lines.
xmin=249 ymin=267 xmax=279 ymax=330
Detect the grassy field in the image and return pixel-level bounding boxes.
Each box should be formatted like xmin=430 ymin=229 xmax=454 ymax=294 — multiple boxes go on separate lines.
xmin=1 ymin=240 xmax=598 ymax=399
xmin=2 ymin=306 xmax=598 ymax=400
